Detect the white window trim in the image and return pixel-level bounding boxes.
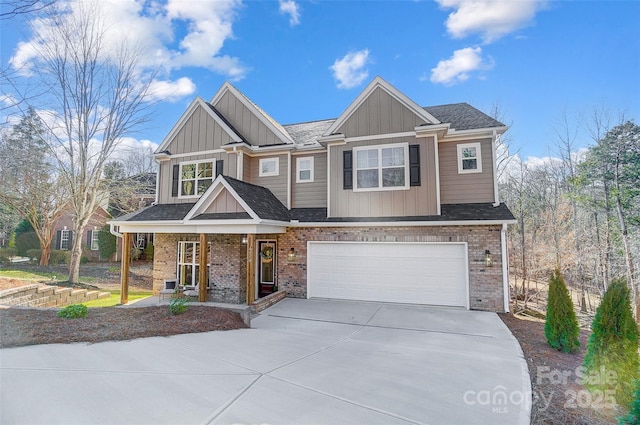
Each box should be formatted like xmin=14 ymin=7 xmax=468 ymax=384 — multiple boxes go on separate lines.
xmin=90 ymin=230 xmax=99 ymax=251
xmin=457 ymin=142 xmax=483 ymax=174
xmin=176 ymin=241 xmax=210 ymax=287
xmin=353 ymin=142 xmax=409 ymax=192
xmin=259 ymin=157 xmax=280 ymax=177
xmin=60 ymin=229 xmax=70 ymax=251
xmin=296 ymin=156 xmax=314 ymax=183
xmin=178 ymin=159 xmax=215 ymax=199
xmin=135 ymin=233 xmax=146 ymax=249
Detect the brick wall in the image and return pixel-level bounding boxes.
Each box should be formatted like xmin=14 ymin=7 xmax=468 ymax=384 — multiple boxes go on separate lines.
xmin=152 ymin=225 xmax=506 ymax=312
xmin=153 ymin=233 xmax=246 ymax=304
xmin=275 ymin=225 xmax=505 ymax=312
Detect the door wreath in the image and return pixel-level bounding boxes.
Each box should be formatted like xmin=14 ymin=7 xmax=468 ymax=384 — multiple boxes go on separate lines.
xmin=260 ymin=245 xmax=274 ymax=263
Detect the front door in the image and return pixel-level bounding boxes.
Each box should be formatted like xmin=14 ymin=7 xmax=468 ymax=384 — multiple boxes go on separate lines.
xmin=258 ymin=241 xmax=276 ymax=298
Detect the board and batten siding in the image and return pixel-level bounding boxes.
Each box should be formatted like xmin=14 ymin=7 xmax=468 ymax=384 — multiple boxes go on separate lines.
xmin=438 ymin=138 xmax=495 ymax=204
xmin=329 ymin=136 xmax=437 ymax=218
xmin=291 ymin=153 xmax=327 ymax=208
xmin=242 ymin=153 xmax=289 ymax=207
xmin=157 ymin=152 xmax=237 ymax=204
xmin=163 ymin=104 xmax=236 ymax=155
xmin=213 ymin=91 xmax=281 ymax=146
xmin=203 ymin=189 xmax=245 ymax=214
xmin=336 ymin=87 xmax=427 ymax=137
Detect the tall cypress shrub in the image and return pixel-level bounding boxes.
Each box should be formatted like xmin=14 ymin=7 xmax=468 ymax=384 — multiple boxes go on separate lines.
xmin=583 ymin=279 xmax=639 ymax=408
xmin=545 ymin=269 xmax=581 ymax=353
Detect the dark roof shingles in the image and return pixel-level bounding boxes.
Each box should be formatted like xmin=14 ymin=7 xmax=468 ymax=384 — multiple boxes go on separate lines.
xmin=223 ymin=177 xmax=290 ymax=222
xmin=424 ymin=103 xmax=504 ymax=131
xmin=124 ymin=203 xmax=195 ymax=221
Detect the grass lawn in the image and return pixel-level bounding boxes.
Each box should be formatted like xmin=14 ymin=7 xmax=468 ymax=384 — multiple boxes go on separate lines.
xmin=83 ymin=291 xmax=152 ymax=308
xmin=0 ymin=269 xmax=58 ymax=281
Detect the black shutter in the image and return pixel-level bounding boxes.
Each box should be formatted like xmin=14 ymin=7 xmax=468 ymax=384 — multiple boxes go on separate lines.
xmin=343 ymin=150 xmax=353 ymax=190
xmin=55 ymin=230 xmax=61 ymax=250
xmin=68 ymin=231 xmax=73 ymax=250
xmin=172 ymin=164 xmax=179 ymax=197
xmin=86 ymin=230 xmax=91 ymax=248
xmin=409 ymin=144 xmax=421 ymax=186
xmin=215 ymin=160 xmax=223 ymax=177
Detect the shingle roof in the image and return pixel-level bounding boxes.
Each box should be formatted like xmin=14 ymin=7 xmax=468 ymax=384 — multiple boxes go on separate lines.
xmin=122 ymin=203 xmax=196 ymax=221
xmin=423 ymin=103 xmax=504 ymax=131
xmin=223 ymin=176 xmax=290 ymax=222
xmin=283 ymin=119 xmax=334 ymax=147
xmin=290 ymin=203 xmax=514 ymax=222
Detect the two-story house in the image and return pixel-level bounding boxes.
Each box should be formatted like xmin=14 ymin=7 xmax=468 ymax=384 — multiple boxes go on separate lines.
xmin=111 ymin=77 xmax=516 ymax=312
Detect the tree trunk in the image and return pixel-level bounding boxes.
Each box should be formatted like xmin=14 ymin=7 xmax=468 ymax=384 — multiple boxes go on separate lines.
xmin=40 ymin=242 xmax=51 ymax=266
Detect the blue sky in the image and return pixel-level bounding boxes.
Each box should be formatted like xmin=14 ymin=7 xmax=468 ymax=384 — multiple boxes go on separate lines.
xmin=1 ymin=0 xmax=638 ymax=161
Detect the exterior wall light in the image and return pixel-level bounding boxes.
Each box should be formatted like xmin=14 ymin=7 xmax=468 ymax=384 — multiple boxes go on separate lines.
xmin=485 ymin=250 xmax=493 ymax=267
xmin=288 ymin=247 xmax=297 ymax=262
xmin=241 ymin=235 xmax=248 ymax=244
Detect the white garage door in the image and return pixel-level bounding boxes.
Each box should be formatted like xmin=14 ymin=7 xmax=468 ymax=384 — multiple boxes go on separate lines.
xmin=307 ymin=242 xmax=468 ymax=308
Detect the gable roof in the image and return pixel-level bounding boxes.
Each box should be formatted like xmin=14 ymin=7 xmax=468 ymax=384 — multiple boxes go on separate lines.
xmin=154 ymin=97 xmax=242 ymax=154
xmin=424 ymin=103 xmax=504 ymax=131
xmin=210 ymin=82 xmax=295 ymax=145
xmin=323 ymin=76 xmax=440 ymax=137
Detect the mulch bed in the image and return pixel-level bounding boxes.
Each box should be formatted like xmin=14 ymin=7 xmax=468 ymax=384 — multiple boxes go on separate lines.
xmin=500 ymin=313 xmax=620 ymax=425
xmin=0 ymin=306 xmax=247 ymax=348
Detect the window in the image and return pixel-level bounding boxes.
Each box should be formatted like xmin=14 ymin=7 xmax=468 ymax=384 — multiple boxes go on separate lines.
xmin=177 ymin=241 xmax=210 ymax=287
xmin=259 ymin=157 xmax=279 ymax=177
xmin=457 ymin=142 xmax=482 ymax=174
xmin=353 ymin=143 xmax=409 ymax=191
xmin=180 ymin=161 xmax=213 ymax=197
xmin=135 ymin=233 xmax=146 ymax=249
xmin=296 ymin=157 xmax=314 ymax=183
xmin=60 ymin=230 xmax=70 ymax=250
xmin=90 ymin=230 xmax=99 ymax=251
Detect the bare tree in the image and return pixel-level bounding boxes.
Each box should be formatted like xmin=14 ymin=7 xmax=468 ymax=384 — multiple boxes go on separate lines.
xmin=0 ymin=0 xmax=54 ymax=19
xmin=13 ymin=1 xmax=154 ymax=282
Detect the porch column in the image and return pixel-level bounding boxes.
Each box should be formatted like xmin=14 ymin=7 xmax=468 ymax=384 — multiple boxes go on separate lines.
xmin=199 ymin=233 xmax=208 ymax=302
xmin=246 ymin=234 xmax=256 ymax=305
xmin=120 ymin=232 xmax=130 ymax=304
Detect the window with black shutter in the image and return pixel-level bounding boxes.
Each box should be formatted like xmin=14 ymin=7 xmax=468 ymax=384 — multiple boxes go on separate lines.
xmin=343 ymin=150 xmax=353 ymax=190
xmin=409 ymin=144 xmax=421 ymax=186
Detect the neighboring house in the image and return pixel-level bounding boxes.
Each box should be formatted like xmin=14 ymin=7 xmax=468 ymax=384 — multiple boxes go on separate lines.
xmin=54 ymin=204 xmax=111 ymax=260
xmin=110 ymin=173 xmax=156 ymax=260
xmin=111 ymin=77 xmax=516 ymax=312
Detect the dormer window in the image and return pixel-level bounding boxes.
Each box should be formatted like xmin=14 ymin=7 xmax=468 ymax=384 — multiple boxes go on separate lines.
xmin=457 ymin=142 xmax=482 ymax=174
xmin=180 ymin=160 xmax=213 ymax=197
xmin=296 ymin=157 xmax=314 ymax=183
xmin=353 ymin=143 xmax=409 ymax=191
xmin=259 ymin=157 xmax=279 ymax=177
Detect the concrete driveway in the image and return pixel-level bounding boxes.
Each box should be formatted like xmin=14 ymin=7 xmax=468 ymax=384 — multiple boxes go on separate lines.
xmin=0 ymin=298 xmax=530 ymax=425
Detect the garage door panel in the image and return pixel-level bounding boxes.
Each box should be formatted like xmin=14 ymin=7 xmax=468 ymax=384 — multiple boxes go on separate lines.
xmin=308 ymin=242 xmax=468 ymax=308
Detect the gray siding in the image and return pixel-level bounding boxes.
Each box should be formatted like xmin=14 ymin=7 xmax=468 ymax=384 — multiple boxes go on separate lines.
xmin=157 ymin=152 xmax=238 ymax=204
xmin=329 ymin=136 xmax=437 ymax=217
xmin=439 ymin=138 xmax=495 ymax=204
xmin=291 ymin=152 xmax=327 ymax=208
xmin=243 ymin=153 xmax=289 ymax=207
xmin=214 ymin=91 xmax=281 ymax=146
xmin=336 ymin=87 xmax=427 ymax=137
xmin=164 ymin=104 xmax=235 ymax=154
xmin=204 ymin=189 xmax=245 ymax=214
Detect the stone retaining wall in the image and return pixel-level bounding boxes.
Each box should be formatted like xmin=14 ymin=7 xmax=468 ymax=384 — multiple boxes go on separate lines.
xmin=0 ymin=284 xmax=110 ymax=308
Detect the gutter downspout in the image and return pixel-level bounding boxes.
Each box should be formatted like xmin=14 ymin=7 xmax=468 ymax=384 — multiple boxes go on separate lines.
xmin=502 ymin=223 xmax=510 ymax=313
xmin=492 ymin=129 xmax=500 ymax=207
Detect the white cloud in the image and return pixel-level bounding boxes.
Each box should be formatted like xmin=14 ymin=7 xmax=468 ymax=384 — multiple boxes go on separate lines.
xmin=330 ymin=49 xmax=370 ymax=89
xmin=437 ymin=0 xmax=546 ymax=43
xmin=430 ymin=47 xmax=493 ymax=85
xmin=0 ymin=94 xmax=18 ymax=108
xmin=279 ymin=0 xmax=301 ymax=26
xmin=9 ymin=0 xmax=247 ymax=85
xmin=147 ymin=77 xmax=197 ymax=102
